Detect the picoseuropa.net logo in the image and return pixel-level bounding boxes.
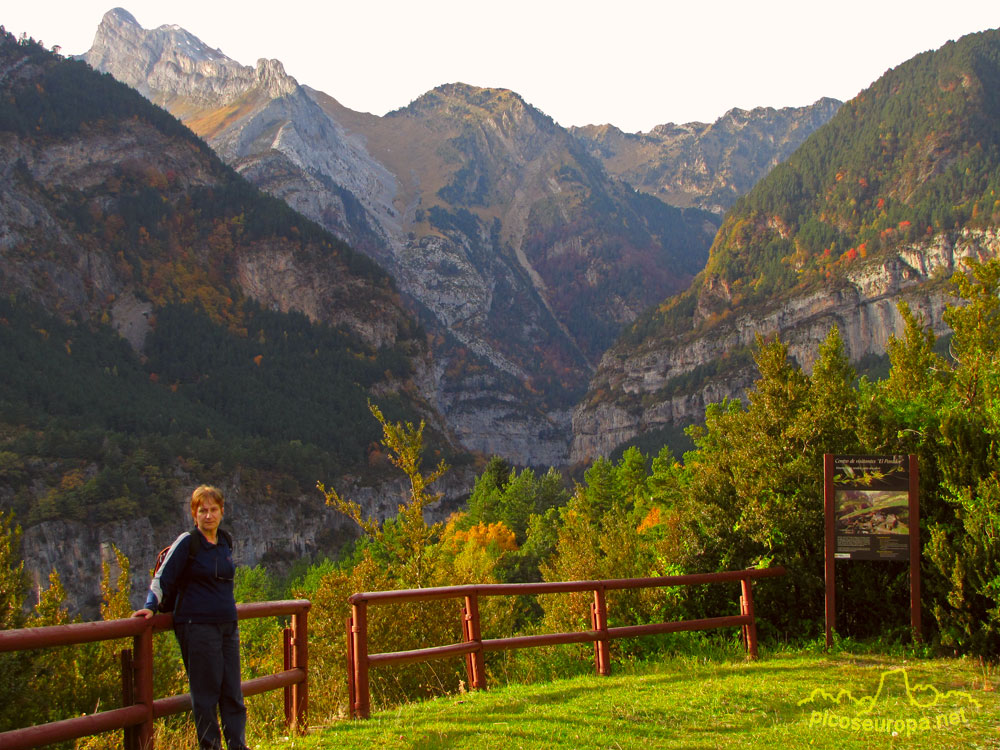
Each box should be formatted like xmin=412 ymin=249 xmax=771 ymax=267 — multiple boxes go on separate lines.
xmin=798 ymin=667 xmax=982 ymax=738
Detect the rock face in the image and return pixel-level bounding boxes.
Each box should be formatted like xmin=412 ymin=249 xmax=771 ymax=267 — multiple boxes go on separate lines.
xmin=81 ymin=11 xmax=720 ymax=466
xmin=571 ymin=229 xmax=1000 ymax=461
xmin=0 ymin=120 xmax=188 ymax=318
xmin=571 ymin=99 xmax=842 ymax=215
xmin=0 ymin=104 xmax=407 ymax=354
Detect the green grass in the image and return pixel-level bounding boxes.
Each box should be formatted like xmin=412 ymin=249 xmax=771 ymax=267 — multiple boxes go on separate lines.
xmin=263 ymin=649 xmax=999 ymax=749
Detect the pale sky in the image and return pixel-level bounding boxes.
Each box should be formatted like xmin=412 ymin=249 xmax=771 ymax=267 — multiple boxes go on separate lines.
xmin=4 ymin=1 xmax=999 ymax=133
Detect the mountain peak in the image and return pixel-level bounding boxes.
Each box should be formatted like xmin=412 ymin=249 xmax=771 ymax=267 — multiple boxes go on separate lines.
xmin=390 ymin=82 xmax=558 ymax=143
xmin=254 ymin=57 xmax=298 ymax=98
xmin=396 ymin=82 xmax=534 ymax=119
xmin=83 ymin=13 xmax=299 ymax=105
xmin=434 ymin=81 xmax=521 ymax=102
xmin=104 ymin=7 xmax=140 ymax=27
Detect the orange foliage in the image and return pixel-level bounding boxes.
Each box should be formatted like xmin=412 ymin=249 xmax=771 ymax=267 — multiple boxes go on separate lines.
xmin=442 ymin=517 xmax=517 ymax=554
xmin=59 ymin=469 xmax=86 ymax=491
xmin=637 ymin=506 xmax=662 ymax=534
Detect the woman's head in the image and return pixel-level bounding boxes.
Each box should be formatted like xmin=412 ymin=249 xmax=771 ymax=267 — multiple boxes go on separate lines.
xmin=190 ymin=484 xmax=225 ymax=520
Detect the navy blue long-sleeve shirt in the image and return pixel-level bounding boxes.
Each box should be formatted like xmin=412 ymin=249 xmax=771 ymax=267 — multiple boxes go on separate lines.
xmin=144 ymin=529 xmax=237 ymax=623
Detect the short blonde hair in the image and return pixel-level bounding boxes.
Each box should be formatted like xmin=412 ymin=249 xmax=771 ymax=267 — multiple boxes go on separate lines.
xmin=190 ymin=485 xmax=225 ymax=518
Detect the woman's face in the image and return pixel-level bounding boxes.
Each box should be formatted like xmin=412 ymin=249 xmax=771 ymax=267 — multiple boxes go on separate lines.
xmin=194 ymin=497 xmax=223 ymax=536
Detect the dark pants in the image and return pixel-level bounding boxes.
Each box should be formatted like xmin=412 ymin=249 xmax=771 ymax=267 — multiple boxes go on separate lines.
xmin=175 ymin=621 xmax=248 ymax=750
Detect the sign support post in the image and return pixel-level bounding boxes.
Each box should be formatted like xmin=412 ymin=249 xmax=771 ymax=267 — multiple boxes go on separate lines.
xmin=824 ymin=454 xmax=836 ymax=649
xmin=909 ymin=454 xmax=921 ymax=642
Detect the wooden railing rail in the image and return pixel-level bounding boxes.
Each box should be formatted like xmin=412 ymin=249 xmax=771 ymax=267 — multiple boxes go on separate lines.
xmin=0 ymin=599 xmax=310 ymax=750
xmin=346 ymin=567 xmax=785 ymax=719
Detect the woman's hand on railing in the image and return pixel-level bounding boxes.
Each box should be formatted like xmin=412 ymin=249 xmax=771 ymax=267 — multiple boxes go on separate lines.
xmin=131 ymin=608 xmax=154 ymax=619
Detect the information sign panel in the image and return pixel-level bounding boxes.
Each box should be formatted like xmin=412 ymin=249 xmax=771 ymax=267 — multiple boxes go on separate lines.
xmin=832 ymin=455 xmax=910 ymax=561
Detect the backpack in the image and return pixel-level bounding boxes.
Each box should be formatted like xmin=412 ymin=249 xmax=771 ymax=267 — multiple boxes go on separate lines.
xmin=154 ymin=528 xmax=233 ymax=612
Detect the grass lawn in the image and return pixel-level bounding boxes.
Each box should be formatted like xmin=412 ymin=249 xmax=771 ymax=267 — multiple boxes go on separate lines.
xmin=265 ymin=649 xmax=998 ymax=750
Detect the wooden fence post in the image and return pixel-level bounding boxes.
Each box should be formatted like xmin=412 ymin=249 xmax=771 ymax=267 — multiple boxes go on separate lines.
xmin=133 ymin=624 xmax=155 ymax=750
xmin=824 ymin=453 xmax=836 ymax=649
xmin=291 ymin=608 xmax=309 ymax=732
xmin=121 ymin=649 xmax=137 ymax=750
xmin=346 ymin=616 xmax=356 ymax=719
xmin=740 ymin=576 xmax=758 ymax=660
xmin=592 ymin=587 xmax=610 ymax=676
xmin=462 ymin=594 xmax=486 ymax=690
xmin=282 ymin=628 xmax=292 ymax=729
xmin=350 ymin=602 xmax=370 ymax=719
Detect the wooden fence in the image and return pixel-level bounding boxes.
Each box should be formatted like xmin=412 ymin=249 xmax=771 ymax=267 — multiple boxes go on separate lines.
xmin=346 ymin=567 xmax=785 ymax=718
xmin=0 ymin=599 xmax=310 ymax=750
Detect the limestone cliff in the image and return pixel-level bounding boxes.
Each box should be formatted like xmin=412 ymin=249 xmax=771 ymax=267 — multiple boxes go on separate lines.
xmin=572 ymin=229 xmax=1000 ymax=461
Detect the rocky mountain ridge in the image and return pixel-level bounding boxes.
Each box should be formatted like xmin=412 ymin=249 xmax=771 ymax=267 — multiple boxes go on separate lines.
xmin=83 ymin=9 xmax=400 ymax=255
xmin=571 ymin=98 xmax=842 ymax=214
xmin=82 ymin=7 xmax=298 ymax=104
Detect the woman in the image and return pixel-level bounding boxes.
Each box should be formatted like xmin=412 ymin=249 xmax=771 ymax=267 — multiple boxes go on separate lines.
xmin=133 ymin=485 xmax=249 ymax=750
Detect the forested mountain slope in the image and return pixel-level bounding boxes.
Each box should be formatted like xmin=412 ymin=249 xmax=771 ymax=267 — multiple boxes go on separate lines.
xmin=0 ymin=31 xmax=459 ymax=613
xmin=573 ymin=27 xmax=1000 ymax=461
